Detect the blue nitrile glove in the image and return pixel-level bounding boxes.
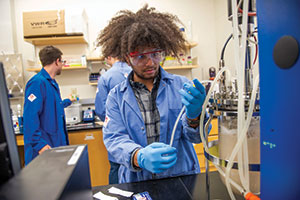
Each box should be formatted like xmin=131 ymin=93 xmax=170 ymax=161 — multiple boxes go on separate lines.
xmin=179 ymin=79 xmax=206 ymax=119
xmin=137 ymin=142 xmax=177 ymax=174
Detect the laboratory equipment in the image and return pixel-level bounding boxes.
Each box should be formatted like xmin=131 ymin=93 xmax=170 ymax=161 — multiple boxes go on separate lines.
xmin=197 ymin=0 xmax=300 ymax=199
xmin=0 ymin=62 xmax=21 ymax=185
xmin=205 ymin=67 xmax=216 ymax=93
xmin=199 ymin=0 xmax=260 ymax=199
xmin=83 ymin=108 xmax=95 ymax=122
xmin=257 ymin=0 xmax=300 ymax=199
xmin=0 ymin=54 xmax=25 ymax=97
xmin=168 ymin=1 xmax=261 ymax=198
xmin=65 ymin=102 xmax=82 ymax=124
xmin=209 ymin=67 xmax=216 ymax=80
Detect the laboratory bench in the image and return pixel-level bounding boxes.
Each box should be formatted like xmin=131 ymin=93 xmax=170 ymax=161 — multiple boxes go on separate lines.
xmin=92 ymin=171 xmax=244 ymax=200
xmin=15 ymin=121 xmax=110 ymax=187
xmin=1 ymin=145 xmax=244 ymax=200
xmin=14 ymin=118 xmax=219 ymax=188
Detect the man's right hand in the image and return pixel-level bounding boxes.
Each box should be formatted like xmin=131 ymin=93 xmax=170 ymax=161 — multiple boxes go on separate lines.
xmin=38 ymin=144 xmax=51 ymax=154
xmin=136 ymin=142 xmax=177 ymax=173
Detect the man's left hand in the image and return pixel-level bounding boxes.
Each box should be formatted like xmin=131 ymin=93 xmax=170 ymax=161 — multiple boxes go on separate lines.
xmin=179 ymin=79 xmax=206 ymax=119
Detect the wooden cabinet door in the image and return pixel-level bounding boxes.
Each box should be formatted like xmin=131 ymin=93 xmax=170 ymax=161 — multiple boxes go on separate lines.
xmin=68 ymin=129 xmax=110 ymax=186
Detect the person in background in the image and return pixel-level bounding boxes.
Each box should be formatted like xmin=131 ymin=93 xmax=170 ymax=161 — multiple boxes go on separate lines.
xmin=23 ymin=45 xmax=73 ymax=165
xmin=95 ymin=56 xmax=131 ymax=121
xmin=94 ymin=56 xmax=131 ymax=184
xmin=97 ymin=5 xmax=208 ymax=183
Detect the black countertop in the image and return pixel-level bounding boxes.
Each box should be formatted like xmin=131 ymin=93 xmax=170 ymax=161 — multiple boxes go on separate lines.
xmin=66 ymin=121 xmax=102 ymax=132
xmin=15 ymin=122 xmax=102 ymax=135
xmin=92 ymin=171 xmax=244 ymax=200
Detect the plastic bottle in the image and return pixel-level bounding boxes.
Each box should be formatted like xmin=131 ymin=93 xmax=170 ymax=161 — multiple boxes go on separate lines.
xmin=179 ymin=53 xmax=186 ymax=65
xmin=81 ymin=55 xmax=87 ymax=67
xmin=179 ymin=27 xmax=187 ymax=40
xmin=164 ymin=56 xmax=175 ymax=66
xmin=187 ymin=56 xmax=192 ymax=65
xmin=17 ymin=104 xmax=23 ymax=133
xmin=12 ymin=109 xmax=19 ymax=132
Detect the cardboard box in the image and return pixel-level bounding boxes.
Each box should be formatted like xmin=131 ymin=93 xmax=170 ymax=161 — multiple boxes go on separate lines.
xmin=23 ymin=10 xmax=65 ymax=37
xmin=64 ymin=8 xmax=88 ymax=36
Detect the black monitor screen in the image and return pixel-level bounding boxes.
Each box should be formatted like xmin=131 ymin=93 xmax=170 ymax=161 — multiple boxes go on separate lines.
xmin=0 ymin=62 xmax=21 ymax=185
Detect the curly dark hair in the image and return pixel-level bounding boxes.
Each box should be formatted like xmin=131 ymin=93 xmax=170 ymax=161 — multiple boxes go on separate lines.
xmin=96 ymin=5 xmax=187 ymax=61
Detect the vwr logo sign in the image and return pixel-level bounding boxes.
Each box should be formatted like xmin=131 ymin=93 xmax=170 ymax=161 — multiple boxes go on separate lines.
xmin=30 ymin=19 xmax=58 ymax=27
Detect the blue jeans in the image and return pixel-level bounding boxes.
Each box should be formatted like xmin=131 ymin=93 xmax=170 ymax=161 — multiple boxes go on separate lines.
xmin=109 ymin=161 xmax=120 ymax=184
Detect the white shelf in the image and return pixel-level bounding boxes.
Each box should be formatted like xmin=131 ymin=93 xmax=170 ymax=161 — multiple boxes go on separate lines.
xmin=26 ymin=65 xmax=87 ymax=72
xmin=89 ymin=82 xmax=98 ymax=86
xmin=24 ymin=35 xmax=87 ymax=46
xmin=163 ymin=65 xmax=198 ymax=70
xmin=86 ymin=57 xmax=105 ymax=62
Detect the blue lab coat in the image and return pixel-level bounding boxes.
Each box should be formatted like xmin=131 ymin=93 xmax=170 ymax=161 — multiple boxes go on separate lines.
xmin=95 ymin=61 xmax=131 ymax=121
xmin=95 ymin=61 xmax=131 ymax=163
xmin=103 ymin=67 xmax=206 ymax=183
xmin=23 ymin=68 xmax=71 ymax=165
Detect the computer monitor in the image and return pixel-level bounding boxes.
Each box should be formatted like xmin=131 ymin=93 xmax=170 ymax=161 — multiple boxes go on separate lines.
xmin=0 ymin=62 xmax=21 ymax=185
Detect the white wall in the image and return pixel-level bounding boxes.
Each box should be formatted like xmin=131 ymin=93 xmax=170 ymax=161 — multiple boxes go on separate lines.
xmin=0 ymin=0 xmax=16 ymax=54
xmin=6 ymin=0 xmax=233 ymax=99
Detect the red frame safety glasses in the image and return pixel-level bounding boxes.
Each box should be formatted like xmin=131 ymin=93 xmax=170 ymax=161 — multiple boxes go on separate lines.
xmin=129 ymin=49 xmax=165 ymax=66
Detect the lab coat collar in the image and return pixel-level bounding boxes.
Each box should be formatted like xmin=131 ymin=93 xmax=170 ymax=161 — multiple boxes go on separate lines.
xmin=40 ymin=67 xmax=59 ymax=90
xmin=40 ymin=67 xmax=52 ymax=80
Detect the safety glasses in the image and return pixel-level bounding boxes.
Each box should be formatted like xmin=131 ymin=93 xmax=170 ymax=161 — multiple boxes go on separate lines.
xmin=129 ymin=49 xmax=165 ymax=66
xmin=59 ymin=59 xmax=66 ymax=64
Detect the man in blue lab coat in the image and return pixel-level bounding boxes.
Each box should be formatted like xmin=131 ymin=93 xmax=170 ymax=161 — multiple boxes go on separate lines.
xmin=95 ymin=56 xmax=131 ymax=184
xmin=23 ymin=46 xmax=72 ymax=165
xmin=96 ymin=5 xmax=208 ymax=183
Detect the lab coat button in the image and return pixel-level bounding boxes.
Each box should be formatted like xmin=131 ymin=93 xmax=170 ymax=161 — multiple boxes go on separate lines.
xmin=141 ymin=127 xmax=144 ymax=130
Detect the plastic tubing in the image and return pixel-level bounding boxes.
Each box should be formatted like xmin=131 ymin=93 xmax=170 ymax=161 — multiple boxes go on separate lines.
xmin=229 ymin=0 xmax=251 ymax=196
xmin=169 ymin=107 xmax=185 ymax=147
xmin=199 ymin=67 xmax=231 ymax=152
xmin=197 ymin=67 xmax=250 ymax=200
xmin=237 ymin=0 xmax=250 ymax=193
xmin=169 ymin=66 xmax=246 ymax=197
xmin=170 ymin=67 xmax=230 ymax=150
xmin=215 ymin=163 xmax=246 ymax=195
xmin=169 ymin=78 xmax=216 ymax=147
xmin=231 ymin=1 xmax=244 ymax=196
xmin=169 ymin=67 xmax=248 ymax=198
xmin=168 ymin=95 xmax=246 ymax=195
xmin=225 ymin=75 xmax=259 ymax=197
